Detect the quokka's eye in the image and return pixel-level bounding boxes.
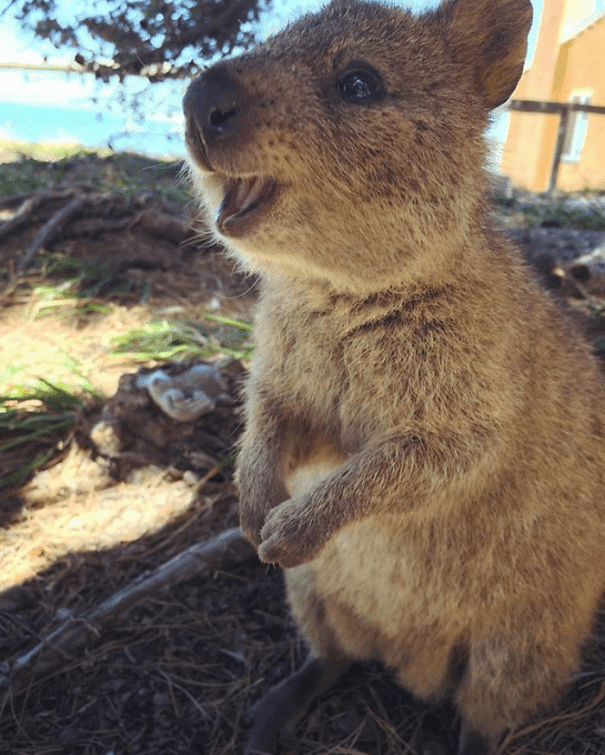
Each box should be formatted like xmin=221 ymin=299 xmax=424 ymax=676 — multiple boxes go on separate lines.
xmin=337 ymin=66 xmax=384 ymax=103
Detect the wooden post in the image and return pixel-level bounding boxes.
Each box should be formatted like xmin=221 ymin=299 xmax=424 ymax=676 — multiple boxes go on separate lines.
xmin=548 ymin=104 xmax=570 ymax=195
xmin=507 ymin=100 xmax=605 ymax=194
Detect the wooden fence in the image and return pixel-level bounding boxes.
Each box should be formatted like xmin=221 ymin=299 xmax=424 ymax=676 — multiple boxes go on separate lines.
xmin=509 ymin=99 xmax=605 ymax=194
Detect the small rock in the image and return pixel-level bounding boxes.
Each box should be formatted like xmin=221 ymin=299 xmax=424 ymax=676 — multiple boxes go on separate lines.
xmin=136 ymin=363 xmax=227 ymax=422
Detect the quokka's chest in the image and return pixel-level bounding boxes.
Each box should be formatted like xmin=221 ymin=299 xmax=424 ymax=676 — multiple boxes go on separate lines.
xmin=258 ymin=312 xmax=451 ymax=437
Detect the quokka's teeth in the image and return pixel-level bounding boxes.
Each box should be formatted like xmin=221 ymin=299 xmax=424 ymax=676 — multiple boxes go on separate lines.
xmin=243 ymin=177 xmax=267 ymax=209
xmin=236 ymin=178 xmax=254 ymax=209
xmin=216 ymin=176 xmax=277 ymax=235
xmin=233 ymin=177 xmax=266 ymax=212
xmin=216 ymin=180 xmax=240 ymax=226
xmin=219 ymin=177 xmax=267 ymax=219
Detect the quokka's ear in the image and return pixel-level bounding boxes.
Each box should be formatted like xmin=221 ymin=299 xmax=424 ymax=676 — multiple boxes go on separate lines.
xmin=440 ymin=0 xmax=533 ymax=109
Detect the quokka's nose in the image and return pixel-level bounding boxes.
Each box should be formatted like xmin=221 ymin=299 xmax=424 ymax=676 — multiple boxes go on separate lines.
xmin=183 ymin=66 xmax=244 ymax=151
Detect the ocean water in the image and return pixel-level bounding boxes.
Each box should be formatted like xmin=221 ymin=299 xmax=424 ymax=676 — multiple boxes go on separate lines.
xmin=0 ymin=88 xmax=510 ymax=165
xmin=0 ymin=100 xmax=186 ymax=158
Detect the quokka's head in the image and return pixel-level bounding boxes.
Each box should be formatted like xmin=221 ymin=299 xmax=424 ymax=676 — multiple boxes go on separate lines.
xmin=184 ymin=0 xmax=532 ymax=293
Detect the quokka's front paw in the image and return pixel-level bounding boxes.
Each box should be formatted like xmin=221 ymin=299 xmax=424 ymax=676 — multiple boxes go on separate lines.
xmin=258 ymin=499 xmax=327 ymax=568
xmin=238 ymin=499 xmax=273 ymax=548
xmin=235 ymin=458 xmax=287 ymax=548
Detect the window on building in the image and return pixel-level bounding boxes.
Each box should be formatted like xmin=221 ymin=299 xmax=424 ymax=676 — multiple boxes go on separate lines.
xmin=562 ymin=91 xmax=592 ymax=163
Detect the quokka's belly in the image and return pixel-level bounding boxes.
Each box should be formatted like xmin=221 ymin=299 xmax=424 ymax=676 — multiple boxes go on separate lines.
xmin=281 ymin=443 xmax=490 ymax=698
xmin=286 ymin=516 xmax=472 ymax=700
xmin=282 ymin=438 xmax=348 ymax=500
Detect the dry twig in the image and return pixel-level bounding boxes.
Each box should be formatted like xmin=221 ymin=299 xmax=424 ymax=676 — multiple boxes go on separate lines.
xmin=0 ymin=187 xmax=85 ymax=241
xmin=17 ymin=195 xmax=87 ymax=272
xmin=0 ymin=527 xmax=254 ymax=692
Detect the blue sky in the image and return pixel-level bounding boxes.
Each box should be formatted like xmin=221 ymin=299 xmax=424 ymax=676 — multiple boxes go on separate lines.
xmin=0 ymin=0 xmax=542 ymax=158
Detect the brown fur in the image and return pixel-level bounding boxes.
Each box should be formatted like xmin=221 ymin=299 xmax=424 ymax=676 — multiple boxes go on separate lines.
xmin=183 ymin=0 xmax=605 ymax=752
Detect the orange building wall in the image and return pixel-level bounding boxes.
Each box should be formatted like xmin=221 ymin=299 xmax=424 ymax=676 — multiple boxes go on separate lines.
xmin=501 ymin=2 xmax=605 ymax=192
xmin=500 ymin=95 xmax=559 ymax=191
xmin=554 ymin=21 xmax=605 ymax=190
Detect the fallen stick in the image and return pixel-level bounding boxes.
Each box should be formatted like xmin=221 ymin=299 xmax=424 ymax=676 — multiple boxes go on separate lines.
xmin=17 ymin=195 xmax=87 ymax=272
xmin=0 ymin=187 xmax=85 ymax=241
xmin=0 ymin=527 xmax=255 ymax=690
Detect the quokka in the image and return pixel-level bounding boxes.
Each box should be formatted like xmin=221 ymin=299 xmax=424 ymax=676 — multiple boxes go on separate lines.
xmin=183 ymin=0 xmax=605 ymax=752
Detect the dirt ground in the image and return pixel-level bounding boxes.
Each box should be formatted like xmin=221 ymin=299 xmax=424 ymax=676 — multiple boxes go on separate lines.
xmin=1 ymin=151 xmax=605 ymax=755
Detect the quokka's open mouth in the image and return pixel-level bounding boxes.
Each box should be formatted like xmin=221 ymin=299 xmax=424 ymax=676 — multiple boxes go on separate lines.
xmin=216 ymin=176 xmax=278 ymax=236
